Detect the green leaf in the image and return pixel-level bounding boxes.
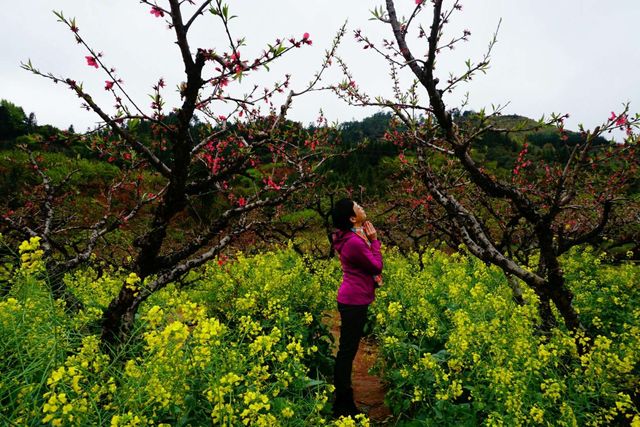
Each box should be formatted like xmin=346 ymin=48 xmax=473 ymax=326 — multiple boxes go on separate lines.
xmin=128 ymin=118 xmax=140 ymax=132
xmin=305 ymin=378 xmax=326 ymax=388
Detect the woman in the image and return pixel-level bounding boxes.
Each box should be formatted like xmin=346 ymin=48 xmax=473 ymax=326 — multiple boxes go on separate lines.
xmin=331 ymin=198 xmax=383 ymax=418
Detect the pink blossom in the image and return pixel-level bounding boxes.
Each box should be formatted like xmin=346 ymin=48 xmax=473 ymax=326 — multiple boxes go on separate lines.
xmin=85 ymin=56 xmax=99 ymax=68
xmin=610 ymin=111 xmax=629 ymax=126
xmin=150 ymin=6 xmax=164 ymax=18
xmin=302 ymin=32 xmax=312 ymax=45
xmin=104 ymin=80 xmax=114 ymax=90
xmin=265 ymin=177 xmax=281 ymax=190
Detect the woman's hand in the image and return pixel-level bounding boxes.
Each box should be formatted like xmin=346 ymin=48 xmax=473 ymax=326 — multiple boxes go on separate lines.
xmin=363 ymin=221 xmax=377 ymax=241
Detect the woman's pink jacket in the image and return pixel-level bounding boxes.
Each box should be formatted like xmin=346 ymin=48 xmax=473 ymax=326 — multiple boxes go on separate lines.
xmin=332 ymin=230 xmax=383 ymax=305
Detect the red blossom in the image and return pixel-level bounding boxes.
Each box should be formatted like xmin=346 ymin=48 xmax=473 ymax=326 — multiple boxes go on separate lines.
xmin=150 ymin=6 xmax=164 ymax=18
xmin=265 ymin=176 xmax=282 ymax=190
xmin=85 ymin=56 xmax=99 ymax=68
xmin=104 ymin=80 xmax=114 ymax=90
xmin=302 ymin=32 xmax=312 ymax=45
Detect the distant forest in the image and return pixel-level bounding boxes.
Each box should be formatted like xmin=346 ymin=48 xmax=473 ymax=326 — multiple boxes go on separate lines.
xmin=0 ymin=98 xmax=620 ymax=198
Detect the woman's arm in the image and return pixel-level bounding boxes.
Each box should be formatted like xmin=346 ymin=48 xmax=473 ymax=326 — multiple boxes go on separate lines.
xmin=344 ymin=237 xmax=383 ymax=275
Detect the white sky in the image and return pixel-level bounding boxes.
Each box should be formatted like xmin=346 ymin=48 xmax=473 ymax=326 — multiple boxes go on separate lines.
xmin=2 ymin=1 xmax=639 ymax=137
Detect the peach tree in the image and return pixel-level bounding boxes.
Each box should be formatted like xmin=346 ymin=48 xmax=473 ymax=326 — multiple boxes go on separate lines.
xmin=16 ymin=0 xmax=342 ymax=347
xmin=336 ymin=0 xmax=640 ymax=349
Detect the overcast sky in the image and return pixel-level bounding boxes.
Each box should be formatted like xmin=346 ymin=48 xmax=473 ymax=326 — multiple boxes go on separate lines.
xmin=2 ymin=1 xmax=639 ymax=137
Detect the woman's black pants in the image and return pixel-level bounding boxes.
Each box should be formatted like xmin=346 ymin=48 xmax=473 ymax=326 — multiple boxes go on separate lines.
xmin=334 ymin=302 xmax=369 ymax=395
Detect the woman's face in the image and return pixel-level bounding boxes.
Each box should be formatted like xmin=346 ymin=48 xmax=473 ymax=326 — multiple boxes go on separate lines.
xmin=351 ymin=202 xmax=367 ymax=225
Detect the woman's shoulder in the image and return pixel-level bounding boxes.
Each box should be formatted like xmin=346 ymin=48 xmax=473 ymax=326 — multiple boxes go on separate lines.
xmin=341 ymin=232 xmax=368 ymax=249
xmin=333 ymin=229 xmax=356 ymax=252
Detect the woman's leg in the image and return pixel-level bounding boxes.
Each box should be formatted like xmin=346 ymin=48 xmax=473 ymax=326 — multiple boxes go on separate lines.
xmin=333 ymin=303 xmax=369 ymax=416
